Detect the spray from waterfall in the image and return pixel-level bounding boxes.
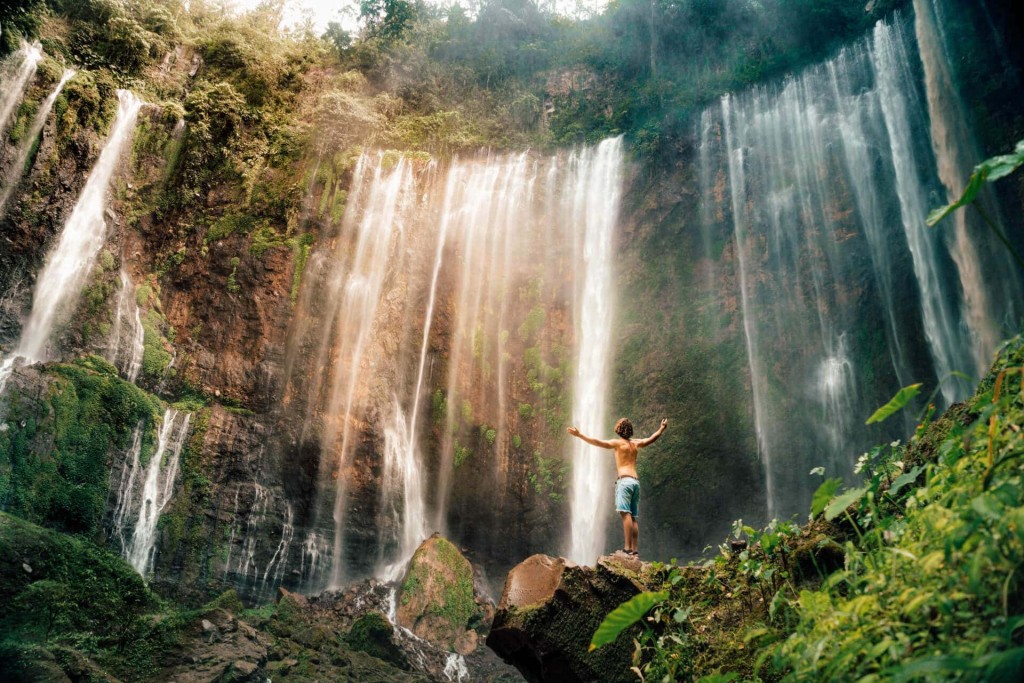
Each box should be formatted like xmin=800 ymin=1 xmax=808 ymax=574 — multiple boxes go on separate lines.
xmin=0 ymin=90 xmax=144 ymax=391
xmin=566 ymin=137 xmax=624 ymax=564
xmin=0 ymin=41 xmax=42 ymax=140
xmin=0 ymin=69 xmax=74 ymax=217
xmin=288 ymin=142 xmax=625 ymax=586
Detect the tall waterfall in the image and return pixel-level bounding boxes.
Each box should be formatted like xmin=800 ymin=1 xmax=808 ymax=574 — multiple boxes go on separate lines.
xmin=112 ymin=409 xmax=192 ymax=576
xmin=699 ymin=10 xmax=1021 ymax=518
xmin=0 ymin=42 xmax=42 ymax=140
xmin=285 ymin=141 xmax=625 ymax=586
xmin=0 ymin=69 xmax=74 ymax=217
xmin=0 ymin=91 xmax=143 ymax=391
xmin=567 ymin=138 xmax=624 ymax=564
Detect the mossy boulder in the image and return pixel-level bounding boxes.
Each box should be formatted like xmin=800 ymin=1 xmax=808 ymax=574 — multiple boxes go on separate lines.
xmin=346 ymin=610 xmax=409 ymax=670
xmin=0 ymin=512 xmax=155 ymax=681
xmin=395 ymin=533 xmax=486 ymax=653
xmin=486 ymin=553 xmax=652 ymax=683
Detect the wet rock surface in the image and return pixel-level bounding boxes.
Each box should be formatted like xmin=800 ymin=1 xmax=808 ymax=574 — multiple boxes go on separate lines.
xmin=487 ymin=552 xmax=658 ymax=683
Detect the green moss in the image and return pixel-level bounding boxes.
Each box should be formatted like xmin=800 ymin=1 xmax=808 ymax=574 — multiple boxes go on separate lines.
xmin=0 ymin=363 xmax=160 ymax=535
xmin=227 ymin=256 xmax=241 ymax=293
xmin=288 ymin=232 xmax=315 ymax=304
xmin=141 ymin=309 xmax=172 ymax=380
xmin=346 ymin=611 xmax=407 ymax=668
xmin=250 ymin=225 xmax=287 ymax=258
xmin=454 ymin=443 xmax=472 ymax=469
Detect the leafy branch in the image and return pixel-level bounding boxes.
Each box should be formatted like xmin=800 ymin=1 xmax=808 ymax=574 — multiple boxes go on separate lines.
xmin=927 ymin=139 xmax=1024 ymax=271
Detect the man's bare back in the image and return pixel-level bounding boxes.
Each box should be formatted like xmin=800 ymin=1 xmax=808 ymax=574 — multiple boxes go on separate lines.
xmin=566 ymin=418 xmax=667 ymax=478
xmin=567 ymin=418 xmax=668 ymax=557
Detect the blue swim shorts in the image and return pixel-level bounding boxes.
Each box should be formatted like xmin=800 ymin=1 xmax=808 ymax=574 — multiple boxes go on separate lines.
xmin=615 ymin=477 xmax=640 ymax=519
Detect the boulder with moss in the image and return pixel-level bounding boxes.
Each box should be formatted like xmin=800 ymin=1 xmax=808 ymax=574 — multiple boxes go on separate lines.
xmin=396 ymin=533 xmax=492 ymax=654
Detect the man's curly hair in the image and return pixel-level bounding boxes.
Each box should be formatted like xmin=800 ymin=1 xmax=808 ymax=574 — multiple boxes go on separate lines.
xmin=614 ymin=418 xmax=633 ymax=440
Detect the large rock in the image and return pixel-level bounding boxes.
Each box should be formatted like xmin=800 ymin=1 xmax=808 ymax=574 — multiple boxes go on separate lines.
xmin=396 ymin=533 xmax=491 ymax=654
xmin=486 ymin=552 xmax=655 ymax=683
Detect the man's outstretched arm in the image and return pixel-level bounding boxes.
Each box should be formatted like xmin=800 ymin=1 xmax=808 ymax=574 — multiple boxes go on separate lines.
xmin=637 ymin=418 xmax=668 ymax=448
xmin=567 ymin=426 xmax=616 ymax=449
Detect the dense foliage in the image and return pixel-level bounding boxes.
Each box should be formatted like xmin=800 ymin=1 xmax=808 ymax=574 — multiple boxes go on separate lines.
xmin=607 ymin=335 xmax=1024 ymax=681
xmin=0 ymin=358 xmax=161 ymax=536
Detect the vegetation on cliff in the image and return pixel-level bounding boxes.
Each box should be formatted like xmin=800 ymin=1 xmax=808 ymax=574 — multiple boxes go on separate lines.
xmin=594 ymin=334 xmax=1024 ymax=681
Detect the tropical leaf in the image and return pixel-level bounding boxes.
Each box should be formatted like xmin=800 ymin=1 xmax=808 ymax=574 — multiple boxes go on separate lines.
xmin=866 ymin=384 xmax=922 ymax=425
xmin=824 ymin=486 xmax=868 ymax=521
xmin=927 ymin=139 xmax=1024 ymax=226
xmin=811 ymin=477 xmax=843 ymax=517
xmin=888 ymin=465 xmax=923 ymax=498
xmin=589 ymin=590 xmax=669 ymax=651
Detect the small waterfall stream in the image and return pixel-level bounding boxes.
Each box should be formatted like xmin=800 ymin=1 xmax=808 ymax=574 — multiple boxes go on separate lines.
xmin=111 ymin=409 xmax=192 ymax=576
xmin=0 ymin=90 xmax=144 ymax=391
xmin=0 ymin=41 xmax=42 ymax=140
xmin=0 ymin=69 xmax=74 ymax=217
xmin=107 ymin=270 xmax=145 ymax=383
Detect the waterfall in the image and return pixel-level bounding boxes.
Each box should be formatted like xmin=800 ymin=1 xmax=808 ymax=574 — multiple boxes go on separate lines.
xmin=702 ymin=10 xmax=1020 ymax=517
xmin=116 ymin=409 xmax=192 ymax=576
xmin=107 ymin=270 xmax=145 ymax=382
xmin=0 ymin=69 xmax=74 ymax=217
xmin=321 ymin=154 xmax=415 ymax=587
xmin=286 ymin=141 xmax=625 ymax=585
xmin=0 ymin=41 xmax=42 ymax=140
xmin=566 ymin=138 xmax=624 ymax=564
xmin=0 ymin=91 xmax=144 ymax=391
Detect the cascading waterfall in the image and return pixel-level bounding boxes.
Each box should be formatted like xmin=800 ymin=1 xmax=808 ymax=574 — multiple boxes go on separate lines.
xmin=566 ymin=138 xmax=624 ymax=565
xmin=434 ymin=152 xmax=535 ymax=531
xmin=286 ymin=141 xmax=626 ymax=587
xmin=701 ymin=10 xmax=1020 ymax=517
xmin=117 ymin=409 xmax=192 ymax=575
xmin=0 ymin=90 xmax=144 ymax=391
xmin=0 ymin=69 xmax=74 ymax=217
xmin=0 ymin=42 xmax=42 ymax=140
xmin=107 ymin=270 xmax=145 ymax=382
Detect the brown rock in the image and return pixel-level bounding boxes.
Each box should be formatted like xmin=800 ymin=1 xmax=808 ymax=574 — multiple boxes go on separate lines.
xmin=496 ymin=554 xmax=576 ymax=612
xmin=487 ymin=553 xmax=654 ymax=683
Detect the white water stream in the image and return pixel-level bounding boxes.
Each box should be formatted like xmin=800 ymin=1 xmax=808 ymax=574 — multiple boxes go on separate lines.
xmin=0 ymin=90 xmax=143 ymax=391
xmin=111 ymin=409 xmax=192 ymax=576
xmin=0 ymin=69 xmax=74 ymax=216
xmin=566 ymin=138 xmax=624 ymax=564
xmin=0 ymin=41 xmax=42 ymax=140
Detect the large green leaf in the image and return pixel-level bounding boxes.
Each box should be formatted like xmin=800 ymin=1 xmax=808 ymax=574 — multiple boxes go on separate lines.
xmin=824 ymin=486 xmax=868 ymax=521
xmin=811 ymin=477 xmax=843 ymax=518
xmin=866 ymin=383 xmax=922 ymax=425
xmin=927 ymin=139 xmax=1024 ymax=226
xmin=589 ymin=590 xmax=669 ymax=651
xmin=888 ymin=466 xmax=923 ymax=498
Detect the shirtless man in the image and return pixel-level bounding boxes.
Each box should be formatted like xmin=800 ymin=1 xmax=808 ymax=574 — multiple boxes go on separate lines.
xmin=567 ymin=417 xmax=668 ymax=557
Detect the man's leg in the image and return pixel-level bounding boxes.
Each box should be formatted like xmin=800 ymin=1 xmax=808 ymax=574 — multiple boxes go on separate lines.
xmin=631 ymin=518 xmax=639 ymax=555
xmin=620 ymin=511 xmax=632 ymax=551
